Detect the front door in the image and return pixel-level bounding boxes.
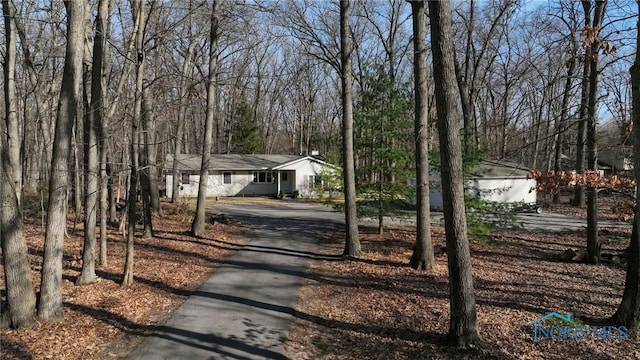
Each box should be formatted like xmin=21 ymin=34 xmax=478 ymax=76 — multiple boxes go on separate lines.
xmin=280 ymin=171 xmax=292 ymax=193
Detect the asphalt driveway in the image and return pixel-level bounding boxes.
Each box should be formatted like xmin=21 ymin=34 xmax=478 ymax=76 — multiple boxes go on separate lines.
xmin=127 ymin=201 xmax=343 ymax=359
xmin=426 ymin=210 xmax=630 ymax=232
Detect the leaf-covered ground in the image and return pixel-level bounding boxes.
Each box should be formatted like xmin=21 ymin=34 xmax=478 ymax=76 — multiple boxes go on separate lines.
xmin=284 ymin=223 xmax=639 ymax=359
xmin=1 ymin=200 xmax=247 ymax=359
xmin=2 ymin=197 xmax=639 ymax=359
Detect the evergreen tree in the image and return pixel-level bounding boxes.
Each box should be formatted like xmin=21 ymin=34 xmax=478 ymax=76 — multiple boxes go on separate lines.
xmin=354 ymin=67 xmax=414 ymax=234
xmin=231 ymin=100 xmax=265 ymax=154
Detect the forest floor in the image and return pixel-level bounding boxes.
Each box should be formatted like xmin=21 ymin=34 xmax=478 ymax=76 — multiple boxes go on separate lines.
xmin=284 ymin=195 xmax=638 ymax=359
xmin=1 ymin=195 xmax=639 ymax=359
xmin=0 ymin=199 xmax=248 ymax=359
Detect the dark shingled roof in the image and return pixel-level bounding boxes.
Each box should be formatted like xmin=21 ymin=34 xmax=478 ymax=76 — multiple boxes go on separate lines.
xmin=165 ymin=154 xmax=308 ymax=171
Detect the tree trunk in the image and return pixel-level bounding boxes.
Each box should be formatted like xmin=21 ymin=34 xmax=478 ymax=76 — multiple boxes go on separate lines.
xmin=191 ymin=0 xmax=219 ymax=237
xmin=409 ymin=0 xmax=435 ymax=271
xmin=172 ymin=41 xmax=198 ymax=203
xmin=428 ymin=0 xmax=481 ymax=347
xmin=77 ymin=63 xmax=98 ymax=286
xmin=97 ymin=0 xmax=111 ymax=266
xmin=139 ymin=121 xmax=153 ymax=238
xmin=1 ymin=0 xmax=37 ymax=328
xmin=142 ymin=84 xmax=161 ymax=216
xmin=585 ymin=0 xmax=606 ymax=265
xmin=573 ymin=2 xmax=593 ymax=208
xmin=122 ymin=0 xmax=146 ymax=286
xmin=553 ymin=55 xmax=576 ymax=204
xmin=72 ymin=125 xmax=83 ymax=216
xmin=14 ymin=6 xmax=52 ymax=196
xmin=340 ymin=0 xmax=361 ymax=257
xmin=3 ymin=0 xmax=21 ymax=202
xmin=39 ymin=0 xmax=85 ymax=320
xmin=611 ymin=2 xmax=640 ymax=325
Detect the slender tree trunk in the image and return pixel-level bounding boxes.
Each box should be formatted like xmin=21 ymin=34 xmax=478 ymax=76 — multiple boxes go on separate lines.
xmin=122 ymin=0 xmax=146 ymax=286
xmin=39 ymin=0 xmax=85 ymax=320
xmin=573 ymin=2 xmax=594 ymax=208
xmin=191 ymin=0 xmax=219 ymax=237
xmin=585 ymin=0 xmax=606 ymax=265
xmin=172 ymin=42 xmax=198 ymax=203
xmin=14 ymin=10 xmax=52 ymax=193
xmin=139 ymin=117 xmax=153 ymax=238
xmin=142 ymin=84 xmax=161 ymax=216
xmin=97 ymin=0 xmax=111 ymax=266
xmin=429 ymin=0 xmax=481 ymax=347
xmin=72 ymin=125 xmax=82 ymax=216
xmin=3 ymin=0 xmax=21 ymax=202
xmin=1 ymin=0 xmax=36 ymax=328
xmin=611 ymin=1 xmax=640 ymax=326
xmin=409 ymin=0 xmax=435 ymax=271
xmin=455 ymin=0 xmax=475 ymax=156
xmin=340 ymin=0 xmax=361 ymax=256
xmin=77 ymin=63 xmax=98 ymax=286
xmin=553 ymin=56 xmax=576 ymax=204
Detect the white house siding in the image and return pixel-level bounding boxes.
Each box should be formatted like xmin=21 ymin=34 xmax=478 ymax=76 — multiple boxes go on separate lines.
xmin=165 ymin=156 xmax=336 ymax=198
xmin=468 ymin=178 xmax=537 ymax=204
xmin=278 ymin=159 xmax=330 ymax=197
xmin=427 ymin=178 xmax=537 ymax=210
xmin=166 ymin=171 xmax=281 ymax=198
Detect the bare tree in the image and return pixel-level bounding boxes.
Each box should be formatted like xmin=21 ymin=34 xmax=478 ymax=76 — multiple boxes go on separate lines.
xmin=429 ymin=0 xmax=481 ymax=347
xmin=1 ymin=0 xmax=37 ymax=329
xmin=611 ymin=0 xmax=640 ymax=327
xmin=340 ymin=0 xmax=361 ymax=256
xmin=553 ymin=28 xmax=578 ymax=203
xmin=172 ymin=4 xmax=205 ymax=202
xmin=408 ymin=0 xmax=434 ymax=271
xmin=122 ymin=0 xmax=147 ymax=286
xmin=38 ymin=0 xmax=85 ymax=320
xmin=76 ymin=0 xmax=106 ymax=285
xmin=142 ymin=77 xmax=161 ymax=217
xmin=454 ymin=0 xmax=517 ymax=156
xmin=573 ymin=1 xmax=593 ymax=208
xmin=191 ymin=0 xmax=219 ymax=237
xmin=96 ymin=0 xmax=111 ymax=266
xmin=585 ymin=0 xmax=607 ymax=264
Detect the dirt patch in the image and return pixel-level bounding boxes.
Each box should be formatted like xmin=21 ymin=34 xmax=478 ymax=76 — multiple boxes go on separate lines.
xmin=206 ymin=196 xmax=293 ymax=207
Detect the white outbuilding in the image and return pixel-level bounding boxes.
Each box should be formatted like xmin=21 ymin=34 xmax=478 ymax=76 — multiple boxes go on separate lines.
xmin=427 ymin=159 xmax=537 ymax=210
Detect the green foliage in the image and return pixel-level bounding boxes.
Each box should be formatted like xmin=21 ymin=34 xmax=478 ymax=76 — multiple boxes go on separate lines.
xmin=465 ymin=192 xmax=523 ymax=241
xmin=351 ymin=66 xmax=415 ymax=226
xmin=230 ymin=100 xmax=264 ymax=154
xmin=429 ymin=142 xmax=488 ymax=174
xmin=291 ymin=190 xmax=299 ymax=199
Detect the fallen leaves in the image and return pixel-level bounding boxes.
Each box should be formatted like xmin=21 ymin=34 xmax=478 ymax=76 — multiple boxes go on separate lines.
xmin=284 ymin=221 xmax=639 ymax=359
xmin=0 ymin=200 xmax=246 ymax=360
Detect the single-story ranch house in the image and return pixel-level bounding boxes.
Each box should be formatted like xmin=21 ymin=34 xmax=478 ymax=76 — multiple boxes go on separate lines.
xmin=164 ymin=154 xmax=338 ymax=198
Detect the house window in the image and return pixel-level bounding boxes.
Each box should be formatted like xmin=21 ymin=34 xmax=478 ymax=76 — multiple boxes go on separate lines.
xmin=252 ymin=171 xmax=274 ymax=183
xmin=181 ymin=173 xmax=190 ymax=184
xmin=223 ymin=172 xmax=232 ymax=184
xmin=308 ymin=175 xmax=320 ymax=189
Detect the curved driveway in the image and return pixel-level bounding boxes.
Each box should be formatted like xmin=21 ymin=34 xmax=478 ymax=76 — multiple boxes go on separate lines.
xmin=127 ymin=201 xmax=343 ymax=360
xmin=427 ymin=211 xmax=630 ymax=232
